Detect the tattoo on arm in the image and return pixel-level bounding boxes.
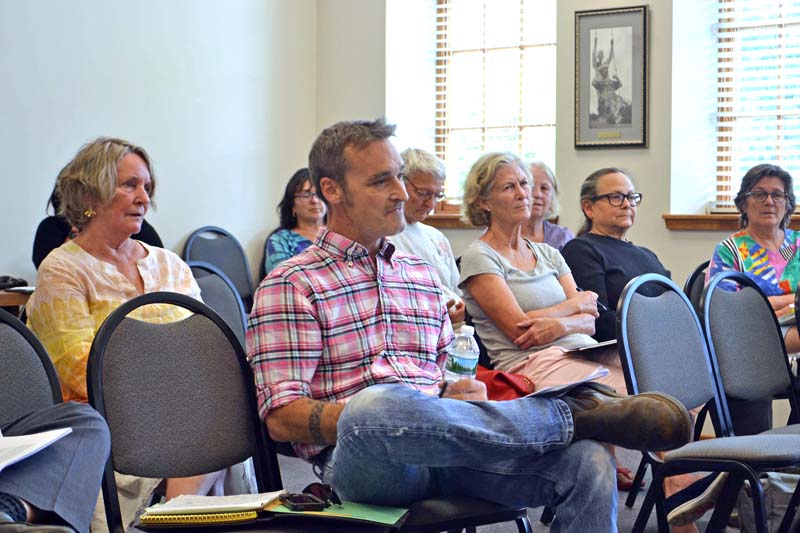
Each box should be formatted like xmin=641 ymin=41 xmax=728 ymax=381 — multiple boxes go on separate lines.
xmin=309 ymin=401 xmax=326 ymax=444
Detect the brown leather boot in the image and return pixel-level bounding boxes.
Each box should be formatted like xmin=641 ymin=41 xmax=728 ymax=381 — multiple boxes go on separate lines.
xmin=561 ymin=382 xmax=692 ymax=451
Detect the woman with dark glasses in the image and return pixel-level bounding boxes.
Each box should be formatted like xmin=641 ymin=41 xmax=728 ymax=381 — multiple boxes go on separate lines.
xmin=562 ymin=168 xmax=669 ymax=344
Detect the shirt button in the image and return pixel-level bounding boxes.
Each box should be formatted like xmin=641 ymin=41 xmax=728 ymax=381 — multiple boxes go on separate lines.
xmin=348 ymin=261 xmax=354 ymax=267
xmin=385 ymin=317 xmax=391 ymax=324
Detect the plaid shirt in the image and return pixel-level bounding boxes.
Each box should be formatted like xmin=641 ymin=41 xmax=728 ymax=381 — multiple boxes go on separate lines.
xmin=247 ymin=229 xmax=453 ymax=461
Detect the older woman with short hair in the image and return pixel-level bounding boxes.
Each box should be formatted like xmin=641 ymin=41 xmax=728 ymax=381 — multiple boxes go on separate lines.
xmin=707 ymin=163 xmax=800 ymax=436
xmin=27 ymin=137 xmax=252 ymax=531
xmin=458 ymin=152 xmax=624 ymax=391
xmin=521 ymin=161 xmax=574 ymax=250
xmin=458 ymin=151 xmax=639 ymax=489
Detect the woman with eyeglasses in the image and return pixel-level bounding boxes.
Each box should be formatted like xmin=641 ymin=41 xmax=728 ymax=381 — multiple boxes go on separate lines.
xmin=263 ymin=168 xmax=326 ymax=275
xmin=391 ymin=148 xmax=464 ymax=326
xmin=562 ymin=168 xmax=670 ymax=343
xmin=708 ymin=163 xmax=799 ymax=355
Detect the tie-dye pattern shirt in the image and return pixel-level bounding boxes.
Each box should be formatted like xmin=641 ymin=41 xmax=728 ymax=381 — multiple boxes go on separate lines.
xmin=707 ymin=228 xmax=800 ymax=296
xmin=27 ymin=240 xmax=201 ymax=402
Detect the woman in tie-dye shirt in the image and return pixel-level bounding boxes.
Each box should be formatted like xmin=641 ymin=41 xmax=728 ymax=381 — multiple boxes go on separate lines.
xmin=707 ymin=164 xmax=800 ymax=438
xmin=707 ymin=164 xmax=800 ymax=352
xmin=26 ymin=137 xmax=252 ymax=530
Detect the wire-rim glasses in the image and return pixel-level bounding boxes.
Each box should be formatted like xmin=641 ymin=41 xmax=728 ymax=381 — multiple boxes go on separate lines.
xmin=403 ymin=176 xmax=446 ymax=201
xmin=591 ymin=192 xmax=643 ymax=207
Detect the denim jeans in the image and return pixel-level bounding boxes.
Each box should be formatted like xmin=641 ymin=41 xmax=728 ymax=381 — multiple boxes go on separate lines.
xmin=320 ymin=384 xmax=617 ymax=533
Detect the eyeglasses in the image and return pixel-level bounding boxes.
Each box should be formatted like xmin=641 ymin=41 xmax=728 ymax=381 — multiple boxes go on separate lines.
xmin=591 ymin=192 xmax=643 ymax=207
xmin=403 ymin=176 xmax=446 ymax=201
xmin=302 ymin=482 xmax=342 ymax=507
xmin=294 ymin=191 xmax=320 ymax=201
xmin=745 ymin=190 xmax=788 ymax=204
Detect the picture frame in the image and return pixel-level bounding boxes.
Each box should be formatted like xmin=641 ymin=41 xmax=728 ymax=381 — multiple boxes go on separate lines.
xmin=575 ymin=5 xmax=647 ymax=148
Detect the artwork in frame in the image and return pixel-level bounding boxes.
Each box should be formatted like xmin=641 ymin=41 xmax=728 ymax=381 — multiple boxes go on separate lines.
xmin=575 ymin=5 xmax=647 ymax=148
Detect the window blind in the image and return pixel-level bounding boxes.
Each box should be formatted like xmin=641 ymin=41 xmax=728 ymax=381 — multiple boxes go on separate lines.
xmin=714 ymin=0 xmax=800 ymax=209
xmin=433 ymin=0 xmax=556 ymax=203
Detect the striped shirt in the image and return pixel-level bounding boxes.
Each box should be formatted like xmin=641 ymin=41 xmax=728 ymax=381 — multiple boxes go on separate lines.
xmin=246 ymin=228 xmax=453 ymax=461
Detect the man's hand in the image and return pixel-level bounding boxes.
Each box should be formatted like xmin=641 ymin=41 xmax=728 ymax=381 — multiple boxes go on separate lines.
xmin=439 ymin=378 xmax=487 ymax=401
xmin=447 ymin=299 xmax=466 ymax=325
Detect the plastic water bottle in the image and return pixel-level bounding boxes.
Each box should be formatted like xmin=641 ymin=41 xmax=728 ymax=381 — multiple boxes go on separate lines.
xmin=444 ymin=325 xmax=480 ymax=381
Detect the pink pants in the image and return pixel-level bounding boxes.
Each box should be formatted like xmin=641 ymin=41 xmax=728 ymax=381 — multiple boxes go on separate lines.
xmin=508 ymin=346 xmax=628 ymax=394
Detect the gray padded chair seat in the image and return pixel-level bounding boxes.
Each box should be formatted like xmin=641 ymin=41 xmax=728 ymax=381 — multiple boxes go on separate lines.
xmin=665 ymin=435 xmax=800 ymax=463
xmin=763 ymin=425 xmax=800 ymax=435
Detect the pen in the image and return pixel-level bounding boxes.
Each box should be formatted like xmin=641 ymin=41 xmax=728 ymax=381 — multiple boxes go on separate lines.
xmin=576 ymin=287 xmax=609 ymax=312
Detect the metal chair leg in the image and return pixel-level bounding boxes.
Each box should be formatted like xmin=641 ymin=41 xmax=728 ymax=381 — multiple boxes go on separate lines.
xmin=515 ymin=516 xmax=533 ymax=533
xmin=625 ymin=456 xmax=649 ymax=508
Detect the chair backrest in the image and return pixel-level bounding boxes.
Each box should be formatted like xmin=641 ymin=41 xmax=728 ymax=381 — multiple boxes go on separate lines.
xmin=183 ymin=226 xmax=254 ymax=310
xmin=87 ymin=292 xmax=281 ymax=531
xmin=617 ymin=273 xmax=734 ymax=435
xmin=683 ymin=260 xmax=710 ymax=316
xmin=187 ymin=260 xmax=247 ymax=347
xmin=0 ymin=308 xmax=61 ymax=426
xmin=702 ymin=270 xmax=798 ymax=409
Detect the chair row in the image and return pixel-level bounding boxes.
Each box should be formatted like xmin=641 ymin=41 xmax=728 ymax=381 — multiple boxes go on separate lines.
xmin=617 ymin=270 xmax=800 ymax=532
xmin=0 ymin=294 xmax=532 ymax=532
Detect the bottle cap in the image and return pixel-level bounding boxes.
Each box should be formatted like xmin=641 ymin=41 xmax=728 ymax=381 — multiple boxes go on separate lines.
xmin=460 ymin=325 xmax=474 ymax=336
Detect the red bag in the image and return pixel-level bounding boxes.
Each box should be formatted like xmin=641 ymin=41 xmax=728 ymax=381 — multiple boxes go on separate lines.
xmin=475 ymin=365 xmax=534 ymax=400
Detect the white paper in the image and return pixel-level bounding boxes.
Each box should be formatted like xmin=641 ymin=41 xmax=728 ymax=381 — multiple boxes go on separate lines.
xmin=143 ymin=490 xmax=286 ymax=515
xmin=0 ymin=428 xmax=72 ymax=473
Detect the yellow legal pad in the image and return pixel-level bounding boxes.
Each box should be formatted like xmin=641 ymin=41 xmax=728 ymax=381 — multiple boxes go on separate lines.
xmin=140 ymin=510 xmax=258 ymax=526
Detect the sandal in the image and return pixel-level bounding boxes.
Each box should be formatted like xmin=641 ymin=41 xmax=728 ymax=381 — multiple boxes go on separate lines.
xmin=616 ymin=467 xmax=645 ymax=491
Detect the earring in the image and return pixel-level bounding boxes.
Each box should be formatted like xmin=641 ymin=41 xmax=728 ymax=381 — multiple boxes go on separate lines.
xmin=84 ymin=207 xmax=96 ymax=218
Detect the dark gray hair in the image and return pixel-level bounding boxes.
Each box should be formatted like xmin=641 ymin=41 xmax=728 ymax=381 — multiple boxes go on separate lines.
xmin=308 ymin=118 xmax=396 ymax=204
xmin=734 ymin=164 xmax=795 ymax=229
xmin=577 ymin=167 xmax=632 ymax=236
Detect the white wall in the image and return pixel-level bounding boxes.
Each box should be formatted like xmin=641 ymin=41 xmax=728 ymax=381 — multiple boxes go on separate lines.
xmin=0 ymin=0 xmax=317 ymax=282
xmin=316 ymin=0 xmax=386 ymax=130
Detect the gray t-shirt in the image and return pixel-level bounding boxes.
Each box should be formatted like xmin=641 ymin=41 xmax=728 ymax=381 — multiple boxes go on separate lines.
xmin=458 ymin=239 xmax=595 ymax=371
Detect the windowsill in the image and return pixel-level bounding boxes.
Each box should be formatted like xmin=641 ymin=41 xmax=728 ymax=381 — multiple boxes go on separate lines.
xmin=663 ymin=214 xmax=800 ymax=231
xmin=425 ymin=212 xmax=474 ymax=229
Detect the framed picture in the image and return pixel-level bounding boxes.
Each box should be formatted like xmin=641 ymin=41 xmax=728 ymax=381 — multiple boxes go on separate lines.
xmin=575 ymin=5 xmax=647 ymax=148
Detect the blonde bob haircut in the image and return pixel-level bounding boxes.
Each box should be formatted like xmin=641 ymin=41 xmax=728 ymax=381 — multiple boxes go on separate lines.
xmin=462 ymin=151 xmax=531 ymax=227
xmin=56 ymin=137 xmax=156 ymax=231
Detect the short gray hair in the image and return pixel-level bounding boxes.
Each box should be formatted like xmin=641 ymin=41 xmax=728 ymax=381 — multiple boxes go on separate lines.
xmin=308 ymin=118 xmax=396 ymax=204
xmin=462 ymin=152 xmax=530 ymax=227
xmin=400 ymin=148 xmax=445 ymax=182
xmin=56 ymin=137 xmax=156 ymax=230
xmin=530 ymin=161 xmax=560 ymax=219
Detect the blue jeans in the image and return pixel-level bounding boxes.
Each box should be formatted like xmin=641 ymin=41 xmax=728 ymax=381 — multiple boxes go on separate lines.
xmin=320 ymin=384 xmax=617 ymax=533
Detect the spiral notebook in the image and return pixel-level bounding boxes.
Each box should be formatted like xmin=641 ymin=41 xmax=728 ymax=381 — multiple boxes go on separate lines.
xmin=138 ymin=491 xmax=408 ymax=529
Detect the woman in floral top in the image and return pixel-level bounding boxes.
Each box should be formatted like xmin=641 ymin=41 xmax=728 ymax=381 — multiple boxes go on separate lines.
xmin=707 ymin=163 xmax=799 ymax=435
xmin=263 ymin=168 xmax=326 ymax=275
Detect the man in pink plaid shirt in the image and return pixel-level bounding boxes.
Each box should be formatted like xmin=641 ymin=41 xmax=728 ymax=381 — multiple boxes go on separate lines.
xmin=246 ymin=118 xmax=691 ymax=532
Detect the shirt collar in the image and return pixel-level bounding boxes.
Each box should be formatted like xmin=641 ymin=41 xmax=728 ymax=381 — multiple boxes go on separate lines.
xmin=315 ymin=228 xmax=397 ymax=263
